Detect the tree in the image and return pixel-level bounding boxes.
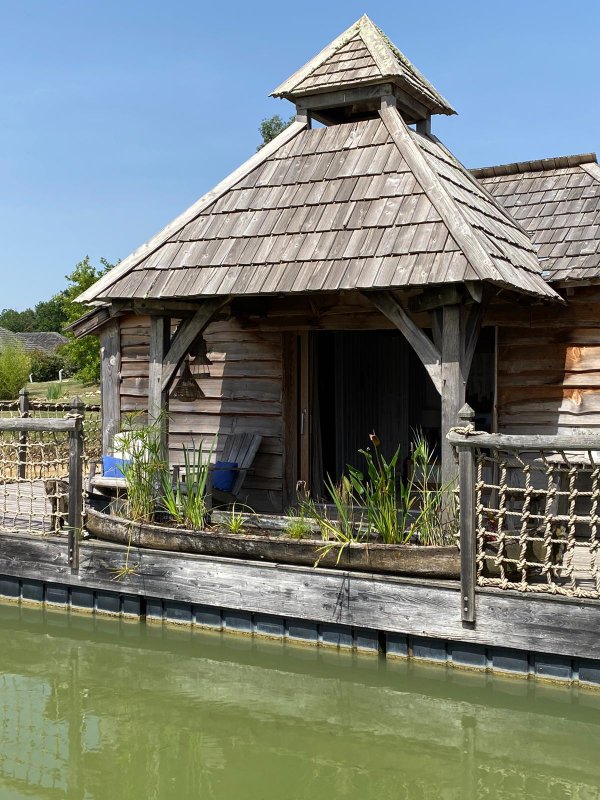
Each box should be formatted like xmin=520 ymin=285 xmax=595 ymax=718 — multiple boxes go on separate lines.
xmin=33 ymin=296 xmax=69 ymax=333
xmin=0 ymin=307 xmax=36 ymax=332
xmin=257 ymin=114 xmax=295 ymax=150
xmin=0 ymin=342 xmax=31 ymax=399
xmin=59 ymin=256 xmax=115 ymax=383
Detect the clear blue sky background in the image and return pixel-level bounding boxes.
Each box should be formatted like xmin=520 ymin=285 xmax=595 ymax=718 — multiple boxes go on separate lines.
xmin=1 ymin=0 xmax=598 ymax=310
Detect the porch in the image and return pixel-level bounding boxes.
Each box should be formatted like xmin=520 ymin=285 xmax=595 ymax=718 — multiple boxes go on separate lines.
xmin=1 ymin=404 xmax=600 ymax=687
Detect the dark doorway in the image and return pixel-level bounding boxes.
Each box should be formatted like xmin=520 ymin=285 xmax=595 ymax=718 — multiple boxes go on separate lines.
xmin=309 ymin=327 xmax=496 ymax=498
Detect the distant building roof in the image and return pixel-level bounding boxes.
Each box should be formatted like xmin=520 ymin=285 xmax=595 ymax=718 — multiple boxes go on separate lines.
xmin=0 ymin=327 xmax=19 ymax=349
xmin=16 ymin=332 xmax=68 ymax=354
xmin=474 ymin=154 xmax=600 ymax=284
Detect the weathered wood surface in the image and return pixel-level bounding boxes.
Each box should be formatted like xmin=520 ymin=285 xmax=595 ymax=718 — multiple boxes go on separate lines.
xmin=119 ymin=312 xmax=285 ymax=511
xmin=77 ymin=119 xmax=307 ymax=303
xmin=85 ymin=508 xmax=460 ymax=578
xmin=0 ymin=417 xmax=76 ymax=433
xmin=99 ymin=320 xmax=121 ymax=454
xmin=448 ymin=429 xmax=600 ymax=451
xmin=2 ymin=532 xmax=600 ymax=660
xmin=148 ymin=315 xmax=170 ymax=458
xmin=495 ymin=287 xmax=600 ymax=435
xmin=440 ymin=303 xmax=464 ymax=486
xmin=457 ymin=406 xmax=476 ymax=623
xmin=67 ymin=405 xmax=83 ymax=572
xmin=161 ymin=298 xmax=226 ymax=390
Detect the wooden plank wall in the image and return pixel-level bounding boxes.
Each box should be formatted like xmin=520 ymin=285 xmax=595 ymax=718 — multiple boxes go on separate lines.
xmin=496 ymin=286 xmax=600 ymax=434
xmin=119 ymin=313 xmax=284 ymax=512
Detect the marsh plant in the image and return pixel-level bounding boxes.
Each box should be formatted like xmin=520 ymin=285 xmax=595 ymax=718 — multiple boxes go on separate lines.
xmin=409 ymin=434 xmax=458 ymax=546
xmin=302 ymin=433 xmax=457 ymax=561
xmin=118 ymin=416 xmax=214 ymax=529
xmin=118 ymin=423 xmax=165 ymax=524
xmin=219 ymin=504 xmax=247 ymax=535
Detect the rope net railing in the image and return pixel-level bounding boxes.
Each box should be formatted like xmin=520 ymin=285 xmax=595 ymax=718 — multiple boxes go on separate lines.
xmin=0 ymin=401 xmax=88 ymax=539
xmin=0 ymin=431 xmax=71 ymax=535
xmin=0 ymin=400 xmax=100 ymax=464
xmin=460 ymin=438 xmax=600 ymax=599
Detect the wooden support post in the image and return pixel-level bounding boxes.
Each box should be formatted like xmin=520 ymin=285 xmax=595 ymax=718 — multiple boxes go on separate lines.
xmin=458 ymin=404 xmax=476 ymax=624
xmin=148 ymin=316 xmax=170 ymax=460
xmin=68 ymin=397 xmax=84 ymax=574
xmin=282 ymin=333 xmax=299 ymax=508
xmin=99 ymin=320 xmax=121 ymax=454
xmin=18 ymin=387 xmax=29 ymax=481
xmin=441 ymin=304 xmax=465 ymax=488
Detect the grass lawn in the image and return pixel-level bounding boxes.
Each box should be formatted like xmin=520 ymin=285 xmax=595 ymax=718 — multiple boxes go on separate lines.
xmin=25 ymin=379 xmax=100 ymax=405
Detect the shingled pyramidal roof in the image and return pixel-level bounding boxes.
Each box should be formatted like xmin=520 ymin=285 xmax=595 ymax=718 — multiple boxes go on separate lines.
xmin=80 ymin=16 xmax=558 ymax=304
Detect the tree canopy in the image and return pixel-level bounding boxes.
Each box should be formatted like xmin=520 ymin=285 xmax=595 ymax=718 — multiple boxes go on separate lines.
xmin=257 ymin=114 xmax=294 ymax=150
xmin=0 ymin=256 xmax=114 ymax=383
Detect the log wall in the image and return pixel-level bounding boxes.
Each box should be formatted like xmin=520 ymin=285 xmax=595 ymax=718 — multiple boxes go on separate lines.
xmin=495 ymin=286 xmax=600 ymax=434
xmin=119 ymin=313 xmax=285 ymax=512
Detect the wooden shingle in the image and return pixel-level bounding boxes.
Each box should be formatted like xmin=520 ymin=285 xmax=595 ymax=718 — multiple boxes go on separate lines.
xmin=92 ymin=111 xmax=556 ymax=302
xmin=477 ymin=156 xmax=600 ymax=283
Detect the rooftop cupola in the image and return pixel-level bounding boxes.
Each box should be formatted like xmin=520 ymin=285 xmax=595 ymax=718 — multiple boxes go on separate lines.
xmin=271 ymin=15 xmax=456 ymax=126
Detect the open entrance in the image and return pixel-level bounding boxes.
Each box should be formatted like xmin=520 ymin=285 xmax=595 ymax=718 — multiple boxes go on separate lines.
xmin=301 ymin=328 xmax=495 ymax=499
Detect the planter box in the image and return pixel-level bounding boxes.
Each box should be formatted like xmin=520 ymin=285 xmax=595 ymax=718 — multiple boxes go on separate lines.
xmin=85 ymin=508 xmax=460 ymax=578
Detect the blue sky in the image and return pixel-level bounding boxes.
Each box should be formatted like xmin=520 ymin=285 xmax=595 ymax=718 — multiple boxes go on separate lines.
xmin=1 ymin=0 xmax=598 ymax=310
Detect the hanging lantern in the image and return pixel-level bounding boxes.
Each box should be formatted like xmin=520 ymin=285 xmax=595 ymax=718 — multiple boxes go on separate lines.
xmin=189 ymin=334 xmax=211 ymax=378
xmin=172 ymin=362 xmax=204 ymax=402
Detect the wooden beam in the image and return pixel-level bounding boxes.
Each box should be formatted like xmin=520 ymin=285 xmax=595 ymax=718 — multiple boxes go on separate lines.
xmin=461 ymin=303 xmax=483 ymax=377
xmin=148 ymin=316 xmax=170 ymax=458
xmin=416 ymin=115 xmax=431 ymax=135
xmin=282 ymin=333 xmax=299 ymax=509
xmin=3 ymin=534 xmax=600 ymax=661
xmin=440 ymin=305 xmax=464 ymax=487
xmin=161 ymin=298 xmax=226 ymax=391
xmin=99 ymin=320 xmax=121 ymax=454
xmin=364 ymin=290 xmax=442 ymax=393
xmin=295 ymin=83 xmax=394 ymax=111
xmin=409 ymin=285 xmax=464 ymax=314
xmin=457 ymin=404 xmax=476 ymax=623
xmin=379 ymin=104 xmax=502 ymax=285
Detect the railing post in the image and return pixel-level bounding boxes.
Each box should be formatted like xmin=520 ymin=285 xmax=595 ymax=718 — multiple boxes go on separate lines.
xmin=18 ymin=387 xmax=29 ymax=481
xmin=458 ymin=404 xmax=476 ymax=624
xmin=68 ymin=396 xmax=84 ymax=573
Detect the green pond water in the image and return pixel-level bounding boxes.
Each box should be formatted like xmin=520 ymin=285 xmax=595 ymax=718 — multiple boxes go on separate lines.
xmin=0 ymin=605 xmax=599 ymax=800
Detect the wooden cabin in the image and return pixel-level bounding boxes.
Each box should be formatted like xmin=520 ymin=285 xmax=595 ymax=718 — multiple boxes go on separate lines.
xmin=73 ymin=15 xmax=600 ymax=514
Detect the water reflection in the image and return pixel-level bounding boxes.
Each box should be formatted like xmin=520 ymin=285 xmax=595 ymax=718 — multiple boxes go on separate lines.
xmin=0 ymin=604 xmax=598 ymax=800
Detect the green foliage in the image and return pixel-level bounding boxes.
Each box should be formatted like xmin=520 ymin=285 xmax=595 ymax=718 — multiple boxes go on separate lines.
xmin=0 ymin=295 xmax=67 ymax=334
xmin=257 ymin=114 xmax=295 ymax=150
xmin=33 ymin=296 xmax=69 ymax=332
xmin=0 ymin=342 xmax=31 ymax=400
xmin=59 ymin=256 xmax=115 ymax=382
xmin=408 ymin=433 xmax=458 ymax=546
xmin=348 ymin=441 xmax=409 ymax=544
xmin=219 ymin=505 xmax=246 ymax=535
xmin=29 ymin=350 xmax=68 ymax=383
xmin=119 ymin=424 xmax=165 ymax=524
xmin=299 ymin=433 xmax=458 ymax=557
xmin=0 ymin=255 xmax=115 ymax=383
xmin=0 ymin=308 xmax=36 ymax=332
xmin=45 ymin=383 xmax=62 ymax=401
xmin=284 ymin=502 xmax=314 ymax=539
xmin=160 ymin=441 xmax=215 ymax=530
